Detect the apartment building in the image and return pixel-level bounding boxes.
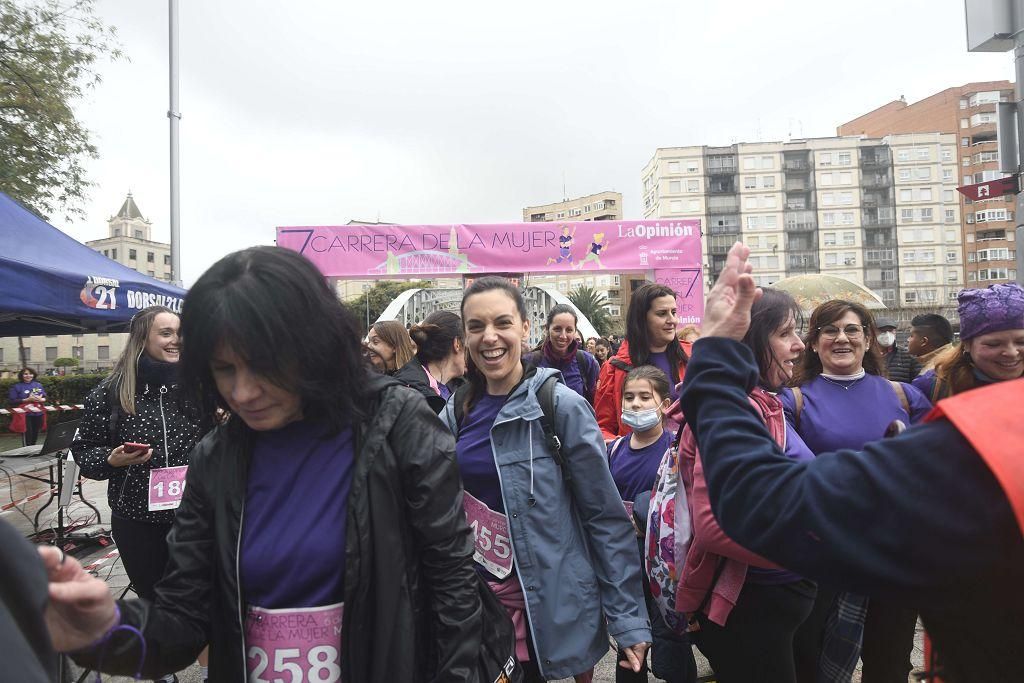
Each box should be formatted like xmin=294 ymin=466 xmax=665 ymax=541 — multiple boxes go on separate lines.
xmin=839 ymin=82 xmax=1017 ymax=287
xmin=524 ymin=191 xmax=631 ymax=332
xmin=523 ymin=190 xmax=623 ymax=223
xmin=641 ymin=134 xmax=964 ymax=319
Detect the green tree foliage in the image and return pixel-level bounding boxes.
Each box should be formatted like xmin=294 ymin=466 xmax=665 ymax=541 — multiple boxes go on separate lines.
xmin=568 ymin=285 xmax=613 ymax=337
xmin=0 ymin=0 xmax=122 ymax=221
xmin=341 ymin=280 xmax=430 ymax=335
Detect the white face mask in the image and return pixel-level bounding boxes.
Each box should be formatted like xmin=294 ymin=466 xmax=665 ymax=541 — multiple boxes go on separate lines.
xmin=621 ymin=408 xmax=662 ymax=432
xmin=877 ymin=331 xmax=896 ymax=348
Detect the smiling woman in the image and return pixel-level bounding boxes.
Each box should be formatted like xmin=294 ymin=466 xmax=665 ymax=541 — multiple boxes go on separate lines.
xmin=523 ymin=304 xmax=600 ymax=403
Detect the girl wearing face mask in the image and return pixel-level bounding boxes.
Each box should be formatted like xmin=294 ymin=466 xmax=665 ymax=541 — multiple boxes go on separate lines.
xmin=608 ymin=366 xmax=697 ymax=683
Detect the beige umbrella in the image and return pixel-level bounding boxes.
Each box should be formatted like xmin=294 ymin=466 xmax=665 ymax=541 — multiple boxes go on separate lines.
xmin=770 ymin=274 xmax=887 ymax=312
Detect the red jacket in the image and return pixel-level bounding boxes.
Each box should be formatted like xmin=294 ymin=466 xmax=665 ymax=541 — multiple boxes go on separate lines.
xmin=594 ymin=340 xmax=691 ymax=440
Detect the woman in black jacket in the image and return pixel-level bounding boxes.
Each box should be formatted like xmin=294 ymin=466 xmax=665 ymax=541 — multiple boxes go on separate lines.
xmin=46 ymin=247 xmax=481 ymax=682
xmin=393 ymin=310 xmax=467 ymax=413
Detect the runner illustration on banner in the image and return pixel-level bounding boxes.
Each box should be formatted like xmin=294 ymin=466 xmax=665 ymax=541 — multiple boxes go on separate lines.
xmin=547 ymin=225 xmax=577 ymax=266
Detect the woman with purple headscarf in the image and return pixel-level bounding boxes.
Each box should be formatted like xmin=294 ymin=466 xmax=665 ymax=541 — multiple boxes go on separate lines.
xmin=913 ymin=283 xmax=1024 ymax=401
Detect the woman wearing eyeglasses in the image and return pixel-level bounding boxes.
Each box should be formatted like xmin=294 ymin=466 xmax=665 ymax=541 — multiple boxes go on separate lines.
xmin=780 ymin=300 xmax=931 ymax=683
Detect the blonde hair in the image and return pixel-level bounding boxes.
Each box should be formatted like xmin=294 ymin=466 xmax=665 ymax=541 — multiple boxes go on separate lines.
xmin=108 ymin=306 xmax=176 ymax=414
xmin=929 ymin=342 xmax=977 ymax=398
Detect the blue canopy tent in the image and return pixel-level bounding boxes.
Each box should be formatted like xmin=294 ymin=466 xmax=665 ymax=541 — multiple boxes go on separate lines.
xmin=0 ymin=192 xmax=186 ymax=337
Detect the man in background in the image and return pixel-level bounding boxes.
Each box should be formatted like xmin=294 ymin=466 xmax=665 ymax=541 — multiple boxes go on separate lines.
xmin=908 ymin=313 xmax=954 ymax=373
xmin=875 ymin=317 xmax=922 ymax=383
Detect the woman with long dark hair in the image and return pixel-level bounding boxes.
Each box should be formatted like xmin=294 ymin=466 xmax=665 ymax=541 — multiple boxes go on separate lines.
xmin=72 ymin=305 xmax=205 ymax=683
xmin=675 ymin=288 xmax=816 ymax=683
xmin=523 ymin=303 xmax=600 ymax=403
xmin=394 ymin=310 xmax=467 ymax=413
xmin=443 ymin=276 xmax=651 ymax=682
xmin=46 ymin=247 xmax=481 ymax=683
xmin=8 ymin=367 xmax=47 ymax=446
xmin=595 ymin=283 xmax=690 ymax=440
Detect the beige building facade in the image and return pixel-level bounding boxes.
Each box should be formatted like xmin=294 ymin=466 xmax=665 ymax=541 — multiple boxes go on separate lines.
xmin=523 ymin=191 xmax=623 ymax=223
xmin=839 ymin=82 xmax=1017 ymax=288
xmin=641 ymin=134 xmax=964 ymax=322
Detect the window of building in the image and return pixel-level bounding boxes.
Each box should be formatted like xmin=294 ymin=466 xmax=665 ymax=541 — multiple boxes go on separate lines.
xmin=825 ymin=253 xmax=838 ymax=266
xmin=98 ymin=346 xmax=110 ymax=361
xmin=843 ymin=252 xmax=857 ymax=265
xmin=970 ymin=112 xmax=997 ymax=127
xmin=164 ymin=255 xmax=171 ymax=266
xmin=103 ymin=249 xmax=109 ymax=257
xmin=961 ymin=137 xmax=969 ymax=147
xmin=842 ymin=231 xmax=855 ymax=244
xmin=963 ymin=175 xmax=972 ymax=185
xmin=744 ymin=176 xmax=757 ymax=190
xmin=900 ymin=189 xmax=913 ymax=202
xmin=901 ymin=208 xmax=915 ymax=223
xmin=960 ymin=118 xmax=969 ymax=128
xmin=764 ymin=195 xmax=777 ymax=209
xmin=914 ymin=168 xmax=931 ymax=180
xmin=905 ymin=290 xmax=918 ymax=303
xmin=111 ymin=248 xmax=118 ymax=260
xmin=568 ymin=208 xmax=581 ymax=217
xmin=916 ymin=148 xmax=930 ymax=160
xmin=839 ymin=171 xmax=852 ymax=184
xmin=760 ymin=156 xmax=773 ymax=169
xmin=959 ymin=98 xmax=968 ymax=109
xmin=920 ymin=188 xmax=933 ymax=202
xmin=837 ymin=152 xmax=851 ymax=165
xmin=668 ymin=161 xmax=680 ymax=173
xmin=744 ymin=157 xmax=757 ymax=170
xmin=898 ymin=169 xmax=912 ymax=181
xmin=942 ymin=148 xmax=954 ymax=161
xmin=747 ymin=216 xmax=762 ymax=229
xmin=128 ymin=248 xmax=137 ymax=260
xmin=608 ymin=306 xmax=621 ymax=318
xmin=556 ymin=211 xmax=566 ymax=218
xmin=147 ymin=252 xmax=155 ymax=263
xmin=920 ymin=208 xmax=934 ymax=222
xmin=73 ymin=346 xmax=84 ymax=360
xmin=946 ymin=230 xmax=958 ymax=242
xmin=669 ymin=180 xmax=681 ymax=193
xmin=946 ymin=251 xmax=958 ymax=263
xmin=820 ymin=173 xmax=832 ymax=186
xmin=819 ymin=152 xmax=832 ymax=166
xmin=824 ymin=232 xmax=836 ymax=245
xmin=823 ymin=213 xmax=835 ymax=226
xmin=943 ymin=190 xmax=954 ymax=202
xmin=898 ymin=150 xmax=912 ymax=162
xmin=942 ymin=169 xmax=954 ymax=183
xmin=686 ymin=161 xmax=699 ymax=173
xmin=46 ymin=346 xmax=58 ymax=362
xmin=134 ymin=230 xmax=143 ymax=238
xmin=113 ymin=228 xmax=121 ymax=236
xmin=744 ymin=196 xmax=757 ymax=210
xmin=688 ymin=199 xmax=700 ymax=211
xmin=763 ymin=175 xmax=776 ymax=188
xmin=686 ymin=179 xmax=699 ymax=192
xmin=670 ymin=200 xmax=682 ymax=212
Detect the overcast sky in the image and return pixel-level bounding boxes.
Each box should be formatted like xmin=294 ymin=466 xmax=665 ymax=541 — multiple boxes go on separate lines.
xmin=56 ymin=0 xmax=1012 ymax=285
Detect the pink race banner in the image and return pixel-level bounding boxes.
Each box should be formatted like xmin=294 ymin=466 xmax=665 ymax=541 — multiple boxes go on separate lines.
xmin=654 ymin=269 xmax=705 ymax=325
xmin=276 ymin=220 xmax=702 ymax=278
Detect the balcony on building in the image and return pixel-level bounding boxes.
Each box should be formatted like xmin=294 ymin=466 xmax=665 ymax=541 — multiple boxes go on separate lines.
xmin=708 ymin=176 xmax=737 ymax=194
xmin=970 ymin=129 xmax=997 ymax=145
xmin=861 ymin=173 xmax=892 ymax=189
xmin=784 ymin=178 xmax=811 ymax=192
xmin=785 ymin=197 xmax=814 ymax=211
xmin=861 ymin=190 xmax=893 ymax=208
xmin=708 ymin=214 xmax=741 ymax=235
xmin=785 ymin=234 xmax=817 ymax=251
xmin=860 ymin=147 xmax=891 ymax=168
xmin=707 ymin=196 xmax=740 ymax=213
xmin=863 ymin=229 xmax=896 ymax=248
xmin=709 ymin=236 xmax=740 ymax=255
xmin=783 ymin=153 xmax=812 ymax=172
xmin=864 ymin=248 xmax=896 ymax=266
xmin=784 ymin=210 xmax=817 ymax=232
xmin=530 ymin=213 xmax=547 ymax=222
xmin=707 ymin=154 xmax=738 ymax=175
xmin=787 ymin=251 xmax=819 ymax=271
xmin=862 ymin=211 xmax=896 ymax=229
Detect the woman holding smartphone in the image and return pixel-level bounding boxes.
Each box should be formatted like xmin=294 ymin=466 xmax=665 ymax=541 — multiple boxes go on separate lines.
xmin=72 ymin=306 xmax=206 ymax=683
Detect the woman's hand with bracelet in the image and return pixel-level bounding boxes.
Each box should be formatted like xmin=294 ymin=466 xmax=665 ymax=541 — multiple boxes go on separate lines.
xmin=38 ymin=546 xmax=119 ymax=651
xmin=106 ymin=445 xmax=153 ymax=468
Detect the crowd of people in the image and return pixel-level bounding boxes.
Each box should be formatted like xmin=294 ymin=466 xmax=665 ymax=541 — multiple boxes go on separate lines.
xmin=8 ymin=242 xmax=1022 ymax=682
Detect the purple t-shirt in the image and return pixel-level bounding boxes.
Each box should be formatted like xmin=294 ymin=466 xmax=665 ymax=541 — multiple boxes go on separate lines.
xmin=456 ymin=394 xmax=506 ymax=513
xmin=608 ymin=430 xmax=672 ymax=502
xmin=8 ymin=381 xmax=45 ymax=405
xmin=240 ymin=421 xmax=354 ymax=609
xmin=779 ymin=373 xmax=932 ymax=455
xmin=648 ymin=352 xmax=679 ymax=402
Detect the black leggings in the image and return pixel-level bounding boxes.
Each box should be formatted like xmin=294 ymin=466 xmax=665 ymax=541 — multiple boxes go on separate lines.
xmin=23 ymin=415 xmax=43 ymax=447
xmin=860 ymin=599 xmax=917 ymax=683
xmin=110 ymin=514 xmax=173 ymax=601
xmin=694 ymin=579 xmax=817 ymax=683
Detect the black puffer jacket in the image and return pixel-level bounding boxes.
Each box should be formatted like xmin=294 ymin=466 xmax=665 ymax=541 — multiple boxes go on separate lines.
xmin=884 ymin=347 xmax=923 ymax=384
xmin=72 ymin=365 xmax=204 ymax=523
xmin=74 ymin=373 xmax=481 ymax=683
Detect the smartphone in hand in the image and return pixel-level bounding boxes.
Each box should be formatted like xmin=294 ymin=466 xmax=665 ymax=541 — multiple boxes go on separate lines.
xmin=123 ymin=442 xmax=151 ymax=454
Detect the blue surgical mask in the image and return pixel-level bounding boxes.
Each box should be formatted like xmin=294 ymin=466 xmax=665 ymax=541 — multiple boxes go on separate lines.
xmin=621 ymin=408 xmax=662 ymax=432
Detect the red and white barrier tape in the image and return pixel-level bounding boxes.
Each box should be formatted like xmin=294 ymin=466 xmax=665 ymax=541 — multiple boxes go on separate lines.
xmin=82 ymin=548 xmax=120 ymax=572
xmin=1 ymin=486 xmax=58 ymax=512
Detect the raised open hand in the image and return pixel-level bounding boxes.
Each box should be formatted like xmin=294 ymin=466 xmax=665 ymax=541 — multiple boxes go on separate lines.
xmin=702 ymin=242 xmax=762 ymax=341
xmin=39 ymin=546 xmax=118 ymax=652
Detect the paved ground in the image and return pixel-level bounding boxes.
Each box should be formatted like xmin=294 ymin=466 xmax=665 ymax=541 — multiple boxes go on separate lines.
xmin=1 ymin=432 xmax=925 ymax=682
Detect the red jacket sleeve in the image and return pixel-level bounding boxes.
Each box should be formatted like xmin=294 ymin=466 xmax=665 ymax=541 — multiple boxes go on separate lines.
xmin=594 ymin=361 xmax=624 ymax=440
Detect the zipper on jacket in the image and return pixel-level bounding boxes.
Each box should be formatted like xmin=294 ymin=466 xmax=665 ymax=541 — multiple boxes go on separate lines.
xmin=490 ymin=412 xmax=547 ymax=675
xmin=158 ymin=386 xmax=170 ymax=468
xmin=236 ymin=498 xmax=247 ymax=675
